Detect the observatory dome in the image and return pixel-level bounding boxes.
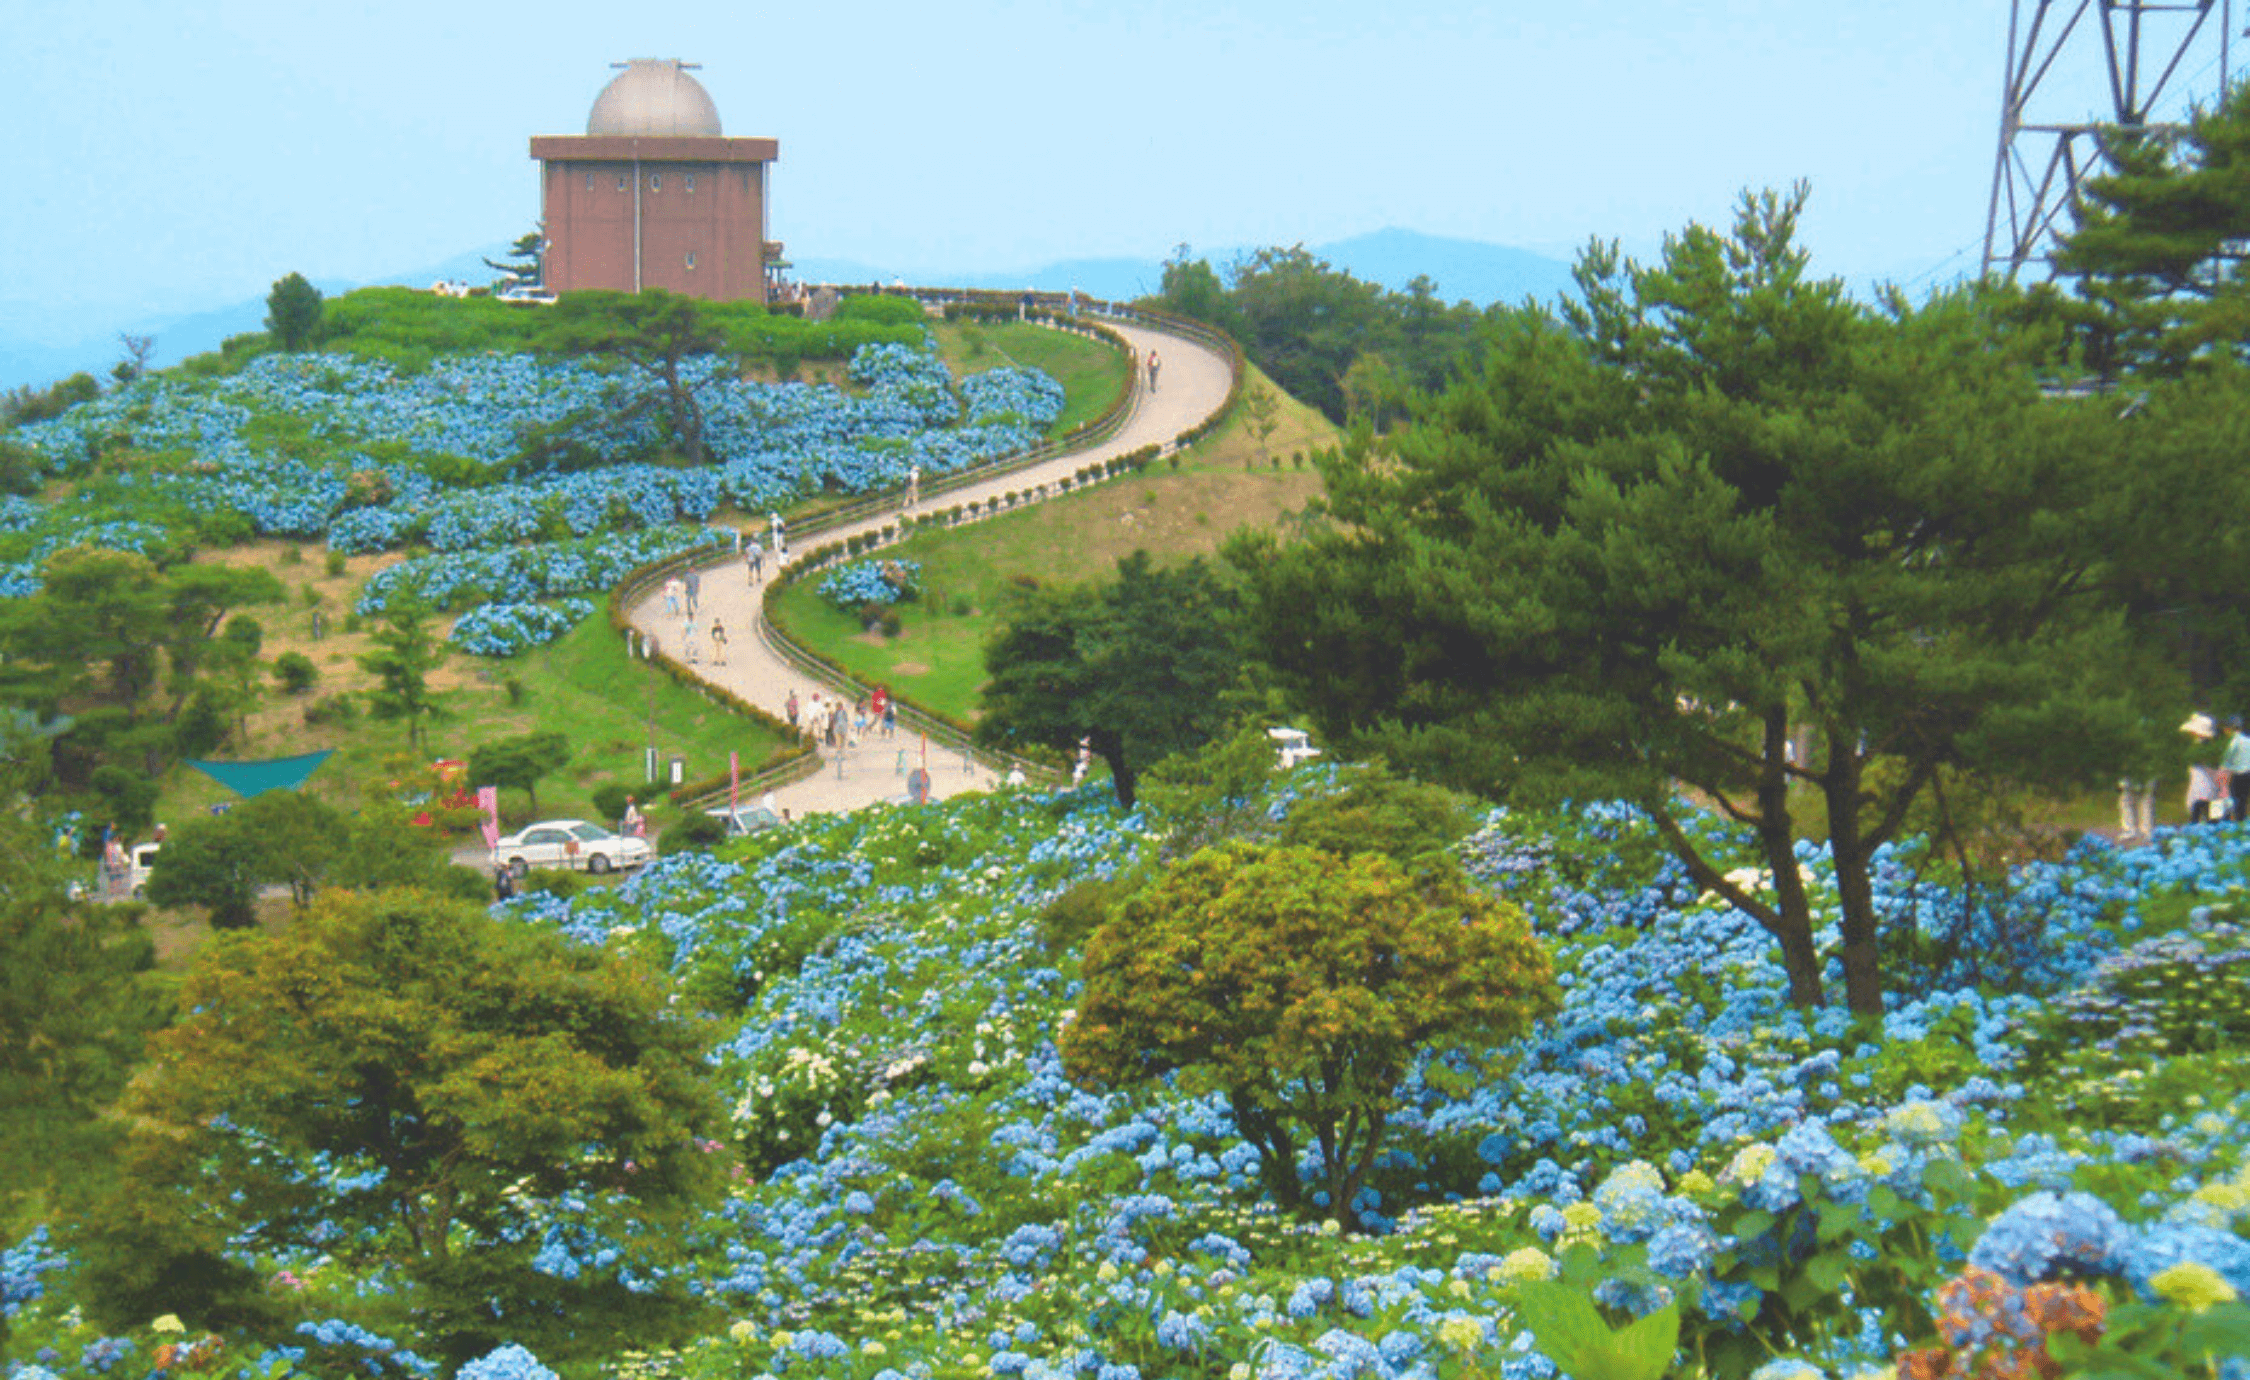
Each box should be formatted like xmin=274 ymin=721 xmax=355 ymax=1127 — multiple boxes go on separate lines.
xmin=586 ymin=60 xmax=723 ymax=137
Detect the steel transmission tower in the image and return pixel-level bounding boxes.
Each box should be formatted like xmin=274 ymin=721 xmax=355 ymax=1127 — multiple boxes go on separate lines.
xmin=1984 ymin=0 xmax=2233 ymax=279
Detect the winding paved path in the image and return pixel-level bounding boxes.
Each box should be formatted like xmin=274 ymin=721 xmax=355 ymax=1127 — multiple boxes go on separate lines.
xmin=624 ymin=315 xmax=1234 ymax=817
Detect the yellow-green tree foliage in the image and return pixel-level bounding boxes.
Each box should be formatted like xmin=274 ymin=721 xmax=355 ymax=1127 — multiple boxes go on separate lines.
xmin=1062 ymin=842 xmax=1556 ymax=1224
xmin=78 ymin=887 xmax=724 ymax=1361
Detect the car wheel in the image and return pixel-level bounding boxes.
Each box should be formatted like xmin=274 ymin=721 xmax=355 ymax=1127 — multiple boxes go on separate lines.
xmin=588 ymin=852 xmax=612 ymax=875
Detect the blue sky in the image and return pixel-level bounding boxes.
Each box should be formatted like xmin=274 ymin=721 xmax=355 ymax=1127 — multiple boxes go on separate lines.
xmin=1 ymin=0 xmax=2227 ymax=357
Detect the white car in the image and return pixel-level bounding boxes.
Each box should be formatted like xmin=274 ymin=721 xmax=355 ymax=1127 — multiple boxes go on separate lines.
xmin=490 ymin=819 xmax=652 ymax=875
xmin=706 ymin=804 xmax=783 ymax=837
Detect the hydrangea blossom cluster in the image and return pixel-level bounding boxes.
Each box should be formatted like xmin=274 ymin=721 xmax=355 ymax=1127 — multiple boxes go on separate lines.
xmin=6 ymin=782 xmax=2249 ymax=1380
xmin=817 ymin=558 xmax=921 ymax=610
xmin=357 ymin=525 xmax=725 ymax=615
xmin=1 ymin=1227 xmax=65 ymax=1317
xmin=1 ymin=342 xmax=1063 ymax=602
xmin=449 ymin=598 xmax=596 ymax=657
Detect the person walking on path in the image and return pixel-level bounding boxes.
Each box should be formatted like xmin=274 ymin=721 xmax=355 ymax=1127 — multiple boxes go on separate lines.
xmin=662 ymin=575 xmax=684 ymax=617
xmin=682 ymin=619 xmax=701 ymax=665
xmin=745 ymin=537 xmax=764 ymax=584
xmin=786 ymin=689 xmax=801 ymax=733
xmin=906 ymin=465 xmax=920 ymax=511
xmin=711 ymin=618 xmax=729 ymax=666
xmin=622 ymin=798 xmax=646 ymax=838
xmin=1147 ymin=350 xmax=1161 ymax=392
xmin=685 ymin=570 xmax=702 ymax=618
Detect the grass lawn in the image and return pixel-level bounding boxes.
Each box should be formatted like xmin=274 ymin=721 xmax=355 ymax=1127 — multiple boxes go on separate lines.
xmin=932 ymin=320 xmax=1132 ymax=437
xmin=768 ymin=361 xmax=1337 ymax=723
xmin=156 ymin=541 xmax=786 ymax=830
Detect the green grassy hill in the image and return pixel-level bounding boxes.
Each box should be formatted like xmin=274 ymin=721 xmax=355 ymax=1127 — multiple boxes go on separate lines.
xmin=766 ymin=360 xmax=1335 ymax=723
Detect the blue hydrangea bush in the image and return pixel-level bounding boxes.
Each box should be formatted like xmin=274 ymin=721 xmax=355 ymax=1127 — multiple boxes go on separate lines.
xmin=0 ymin=343 xmax=1062 ymax=622
xmin=5 ymin=784 xmax=2249 ymax=1379
xmin=817 ymin=559 xmax=921 ymax=611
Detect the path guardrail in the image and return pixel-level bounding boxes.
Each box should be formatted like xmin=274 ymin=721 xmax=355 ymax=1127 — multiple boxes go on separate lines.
xmin=751 ymin=579 xmax=1063 ymax=785
xmin=608 ymin=294 xmax=1243 ymax=797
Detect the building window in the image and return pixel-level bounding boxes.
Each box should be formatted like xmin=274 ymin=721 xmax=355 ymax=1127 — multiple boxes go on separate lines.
xmin=685 ymin=173 xmax=696 ymax=193
xmin=685 ymin=251 xmax=697 ymax=270
xmin=650 ymin=173 xmax=661 ymax=192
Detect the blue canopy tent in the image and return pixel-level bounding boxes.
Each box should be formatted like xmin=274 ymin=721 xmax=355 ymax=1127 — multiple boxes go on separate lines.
xmin=185 ymin=750 xmax=334 ymax=799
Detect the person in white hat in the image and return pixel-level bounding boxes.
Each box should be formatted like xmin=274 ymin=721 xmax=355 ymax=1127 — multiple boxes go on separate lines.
xmin=2182 ymin=713 xmax=2225 ymax=824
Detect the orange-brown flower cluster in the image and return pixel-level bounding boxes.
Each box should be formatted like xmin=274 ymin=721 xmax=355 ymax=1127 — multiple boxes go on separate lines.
xmin=151 ymin=1332 xmax=225 ymax=1376
xmin=1896 ymin=1267 xmax=2108 ymax=1380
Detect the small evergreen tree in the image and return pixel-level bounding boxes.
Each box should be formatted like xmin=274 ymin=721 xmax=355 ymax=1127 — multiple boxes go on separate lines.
xmin=358 ymin=600 xmax=447 ymax=748
xmin=264 ymin=272 xmax=324 ymax=351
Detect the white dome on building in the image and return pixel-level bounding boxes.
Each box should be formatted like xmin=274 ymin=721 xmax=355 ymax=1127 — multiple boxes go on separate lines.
xmin=586 ymin=59 xmax=723 ymax=137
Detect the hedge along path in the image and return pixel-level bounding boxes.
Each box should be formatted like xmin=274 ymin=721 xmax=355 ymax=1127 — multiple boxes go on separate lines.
xmin=625 ymin=314 xmax=1237 ymax=819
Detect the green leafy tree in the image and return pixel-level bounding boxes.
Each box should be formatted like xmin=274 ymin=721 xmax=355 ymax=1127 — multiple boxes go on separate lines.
xmin=0 ymin=436 xmax=42 ymax=497
xmin=978 ymin=552 xmax=1247 ymax=810
xmin=1234 ymin=187 xmax=2147 ymax=1015
xmin=328 ymin=801 xmax=489 ymax=898
xmin=1275 ymin=761 xmax=1475 ymax=864
xmin=2 ymin=372 xmax=99 ymax=427
xmin=1149 ymin=247 xmax=1486 ymax=426
xmin=264 ymin=272 xmax=324 ymax=351
xmin=229 ymin=790 xmax=348 ymax=908
xmin=89 ymin=764 xmax=159 ymax=835
xmin=1061 ymin=842 xmax=1555 ymax=1223
xmin=142 ymin=810 xmax=265 ymax=928
xmin=1152 ymin=246 xmax=1239 ymax=338
xmin=469 ymin=729 xmax=573 ymax=817
xmin=81 ymin=887 xmax=725 ymax=1360
xmin=1227 ymin=245 xmax=1390 ymax=423
xmin=0 ymin=728 xmax=162 ymax=1224
xmin=552 ymin=289 xmax=728 ymax=461
xmin=0 ymin=549 xmax=282 ymax=779
xmin=358 ymin=599 xmax=448 ymax=748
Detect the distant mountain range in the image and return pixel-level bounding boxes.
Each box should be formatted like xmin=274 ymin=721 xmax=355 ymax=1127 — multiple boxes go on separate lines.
xmin=0 ymin=230 xmax=1576 ymax=392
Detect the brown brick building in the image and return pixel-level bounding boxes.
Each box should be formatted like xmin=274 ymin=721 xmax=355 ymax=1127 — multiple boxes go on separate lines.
xmin=532 ymin=60 xmax=779 ymax=302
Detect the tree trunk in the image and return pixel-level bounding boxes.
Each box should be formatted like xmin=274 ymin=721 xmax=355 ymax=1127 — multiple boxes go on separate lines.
xmin=1824 ymin=744 xmax=1886 ymax=1017
xmin=1094 ymin=732 xmax=1136 ymax=810
xmin=1756 ymin=706 xmax=1828 ymax=1008
xmin=1231 ymin=1091 xmax=1299 ymax=1212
